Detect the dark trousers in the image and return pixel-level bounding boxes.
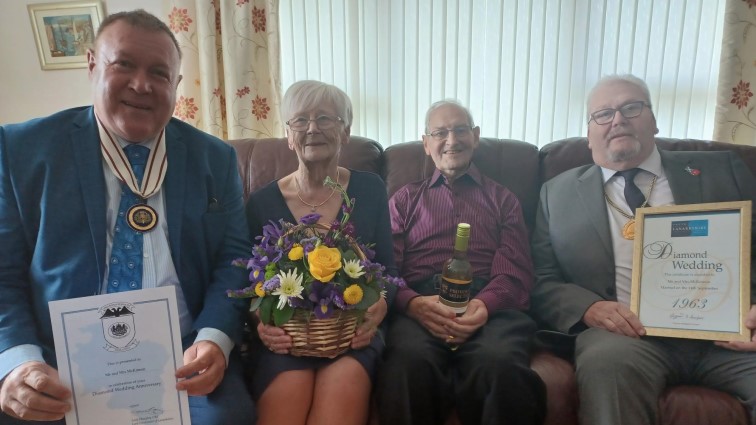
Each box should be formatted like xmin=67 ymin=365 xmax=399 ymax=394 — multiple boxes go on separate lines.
xmin=376 ymin=308 xmax=546 ymax=425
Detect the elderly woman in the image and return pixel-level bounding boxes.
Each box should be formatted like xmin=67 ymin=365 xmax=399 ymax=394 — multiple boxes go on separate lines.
xmin=245 ymin=80 xmax=395 ymax=425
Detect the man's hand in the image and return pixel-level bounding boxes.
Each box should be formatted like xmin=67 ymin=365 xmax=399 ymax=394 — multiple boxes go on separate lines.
xmin=0 ymin=361 xmax=70 ymax=421
xmin=352 ymin=297 xmax=387 ymax=349
xmin=406 ymin=295 xmax=456 ymax=339
xmin=445 ymin=299 xmax=488 ymax=344
xmin=715 ymin=304 xmax=756 ymax=351
xmin=175 ymin=340 xmax=226 ymax=396
xmin=583 ymin=300 xmax=646 ymax=337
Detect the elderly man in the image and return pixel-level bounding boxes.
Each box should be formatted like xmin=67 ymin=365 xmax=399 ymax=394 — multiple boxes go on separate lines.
xmin=0 ymin=10 xmax=253 ymax=424
xmin=530 ymin=74 xmax=756 ymax=425
xmin=377 ymin=100 xmax=545 ymax=425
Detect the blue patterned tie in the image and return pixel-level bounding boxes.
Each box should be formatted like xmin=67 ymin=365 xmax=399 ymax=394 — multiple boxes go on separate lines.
xmin=107 ymin=144 xmax=149 ymax=293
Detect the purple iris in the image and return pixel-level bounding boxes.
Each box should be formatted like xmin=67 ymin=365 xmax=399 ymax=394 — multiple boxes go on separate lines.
xmin=299 ymin=213 xmax=321 ymax=225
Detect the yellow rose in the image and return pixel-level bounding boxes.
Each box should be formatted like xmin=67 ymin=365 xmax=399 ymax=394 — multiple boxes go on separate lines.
xmin=307 ymin=245 xmax=342 ymax=282
xmin=288 ymin=244 xmax=304 ymax=261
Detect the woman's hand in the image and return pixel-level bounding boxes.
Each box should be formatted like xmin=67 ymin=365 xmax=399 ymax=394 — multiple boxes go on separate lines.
xmin=351 ymin=298 xmax=388 ymax=349
xmin=257 ymin=321 xmax=293 ymax=354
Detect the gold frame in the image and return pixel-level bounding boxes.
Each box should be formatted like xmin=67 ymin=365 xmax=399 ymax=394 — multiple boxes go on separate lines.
xmin=630 ymin=201 xmax=751 ymax=341
xmin=28 ymin=1 xmax=105 ymax=70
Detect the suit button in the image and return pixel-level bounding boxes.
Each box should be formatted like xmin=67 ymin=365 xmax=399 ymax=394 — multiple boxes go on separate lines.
xmin=606 ymin=287 xmax=615 ymax=296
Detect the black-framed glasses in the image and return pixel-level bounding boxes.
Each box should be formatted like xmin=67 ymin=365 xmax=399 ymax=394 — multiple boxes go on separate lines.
xmin=286 ymin=115 xmax=343 ymax=132
xmin=588 ymin=101 xmax=649 ymax=125
xmin=427 ymin=125 xmax=473 ymax=141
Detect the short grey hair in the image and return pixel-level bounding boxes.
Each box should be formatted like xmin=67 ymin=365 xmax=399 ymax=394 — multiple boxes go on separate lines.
xmin=424 ymin=99 xmax=475 ymax=134
xmin=586 ymin=74 xmax=653 ymax=117
xmin=281 ymin=80 xmax=353 ymax=127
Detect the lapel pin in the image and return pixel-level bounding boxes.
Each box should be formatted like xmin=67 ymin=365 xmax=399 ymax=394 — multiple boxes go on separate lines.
xmin=684 ymin=165 xmax=701 ymax=176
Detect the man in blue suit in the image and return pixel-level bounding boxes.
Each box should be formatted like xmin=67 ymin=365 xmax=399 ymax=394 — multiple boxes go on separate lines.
xmin=0 ymin=10 xmax=254 ymax=424
xmin=531 ymin=74 xmax=756 ymax=424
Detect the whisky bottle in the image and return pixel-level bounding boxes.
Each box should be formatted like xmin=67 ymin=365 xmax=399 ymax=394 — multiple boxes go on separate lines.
xmin=439 ymin=223 xmax=472 ymax=316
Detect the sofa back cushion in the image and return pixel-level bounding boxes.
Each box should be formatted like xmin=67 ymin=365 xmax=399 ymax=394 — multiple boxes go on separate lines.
xmin=227 ymin=136 xmax=383 ymax=200
xmin=383 ymin=138 xmax=541 ymax=232
xmin=540 ymin=137 xmax=756 ymax=184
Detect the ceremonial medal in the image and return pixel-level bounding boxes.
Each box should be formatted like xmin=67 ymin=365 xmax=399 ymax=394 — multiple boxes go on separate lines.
xmin=622 ymin=219 xmax=635 ymax=240
xmin=127 ymin=204 xmax=159 ymax=232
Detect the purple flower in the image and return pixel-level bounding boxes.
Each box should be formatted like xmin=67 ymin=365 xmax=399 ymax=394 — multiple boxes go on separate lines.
xmin=313 ymin=298 xmax=334 ymax=319
xmin=385 ymin=275 xmax=407 ymax=288
xmin=342 ymin=222 xmax=356 ymax=238
xmin=248 ymin=267 xmax=265 ymax=283
xmin=289 ymin=296 xmax=309 ymax=309
xmin=299 ymin=213 xmax=321 ymax=225
xmin=341 ymin=202 xmax=353 ymax=216
xmin=332 ymin=292 xmax=347 ymax=309
xmin=263 ymin=276 xmax=281 ymax=292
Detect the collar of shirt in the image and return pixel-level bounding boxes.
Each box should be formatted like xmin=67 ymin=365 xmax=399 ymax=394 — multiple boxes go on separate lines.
xmin=429 ymin=163 xmax=484 ymax=187
xmin=598 ymin=147 xmax=665 ymax=183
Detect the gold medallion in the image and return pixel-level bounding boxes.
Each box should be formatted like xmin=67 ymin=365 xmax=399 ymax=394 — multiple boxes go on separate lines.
xmin=127 ymin=204 xmax=158 ymax=232
xmin=622 ymin=219 xmax=635 ymax=240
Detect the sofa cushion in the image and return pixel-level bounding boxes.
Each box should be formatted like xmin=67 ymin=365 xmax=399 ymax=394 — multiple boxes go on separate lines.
xmin=540 ymin=137 xmax=756 ymax=184
xmin=227 ymin=136 xmax=383 ymax=200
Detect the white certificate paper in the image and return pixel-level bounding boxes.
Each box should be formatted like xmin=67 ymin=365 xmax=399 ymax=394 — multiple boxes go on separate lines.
xmin=631 ymin=201 xmax=752 ymax=341
xmin=49 ymin=286 xmax=191 ymax=425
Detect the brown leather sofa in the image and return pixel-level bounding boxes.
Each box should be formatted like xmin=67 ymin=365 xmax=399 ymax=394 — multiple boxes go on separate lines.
xmin=228 ymin=135 xmax=753 ymax=425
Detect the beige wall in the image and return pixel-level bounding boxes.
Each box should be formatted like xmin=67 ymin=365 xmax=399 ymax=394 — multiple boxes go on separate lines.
xmin=0 ymin=0 xmax=162 ymax=125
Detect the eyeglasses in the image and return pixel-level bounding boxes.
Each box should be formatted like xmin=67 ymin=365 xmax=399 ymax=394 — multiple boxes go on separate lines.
xmin=427 ymin=126 xmax=473 ymax=141
xmin=286 ymin=115 xmax=343 ymax=132
xmin=588 ymin=101 xmax=649 ymax=125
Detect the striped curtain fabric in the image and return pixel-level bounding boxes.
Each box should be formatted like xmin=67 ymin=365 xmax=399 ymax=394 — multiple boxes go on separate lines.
xmin=280 ymin=0 xmax=725 ymax=147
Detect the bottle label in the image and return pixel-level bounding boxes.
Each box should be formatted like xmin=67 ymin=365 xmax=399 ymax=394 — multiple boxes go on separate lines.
xmin=439 ymin=276 xmax=472 ymax=314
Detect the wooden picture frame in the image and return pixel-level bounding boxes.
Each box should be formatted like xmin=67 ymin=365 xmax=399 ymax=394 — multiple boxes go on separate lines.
xmin=28 ymin=1 xmax=105 ymax=70
xmin=630 ymin=201 xmax=752 ymax=341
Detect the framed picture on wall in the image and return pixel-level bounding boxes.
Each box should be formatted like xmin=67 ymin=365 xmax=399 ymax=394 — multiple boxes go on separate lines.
xmin=28 ymin=1 xmax=105 ymax=70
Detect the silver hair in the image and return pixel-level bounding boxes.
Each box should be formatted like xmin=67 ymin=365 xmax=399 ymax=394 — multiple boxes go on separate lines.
xmin=586 ymin=74 xmax=653 ymax=118
xmin=281 ymin=80 xmax=353 ymax=127
xmin=424 ymin=99 xmax=475 ymax=134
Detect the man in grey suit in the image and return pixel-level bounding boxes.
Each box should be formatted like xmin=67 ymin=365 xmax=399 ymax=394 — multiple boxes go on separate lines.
xmin=0 ymin=10 xmax=253 ymax=424
xmin=530 ymin=74 xmax=756 ymax=425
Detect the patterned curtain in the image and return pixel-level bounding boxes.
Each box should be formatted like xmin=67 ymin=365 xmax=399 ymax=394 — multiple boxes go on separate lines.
xmin=165 ymin=0 xmax=283 ymax=140
xmin=714 ymin=0 xmax=756 ymax=145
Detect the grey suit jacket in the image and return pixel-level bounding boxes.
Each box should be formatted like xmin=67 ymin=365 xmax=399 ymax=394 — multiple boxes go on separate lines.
xmin=531 ymin=148 xmax=756 ymax=337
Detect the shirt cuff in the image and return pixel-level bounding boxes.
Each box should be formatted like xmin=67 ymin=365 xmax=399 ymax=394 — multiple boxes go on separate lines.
xmin=194 ymin=328 xmax=233 ymax=368
xmin=0 ymin=345 xmax=45 ymax=381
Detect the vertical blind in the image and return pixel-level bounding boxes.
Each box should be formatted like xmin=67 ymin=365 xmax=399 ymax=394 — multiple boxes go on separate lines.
xmin=279 ymin=0 xmax=725 ymax=147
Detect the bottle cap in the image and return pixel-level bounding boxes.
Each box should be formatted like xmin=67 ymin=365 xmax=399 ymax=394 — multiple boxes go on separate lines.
xmin=457 ymin=223 xmax=470 ymax=238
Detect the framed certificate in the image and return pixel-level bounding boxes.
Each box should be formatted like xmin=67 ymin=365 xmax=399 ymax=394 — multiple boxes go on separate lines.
xmin=630 ymin=201 xmax=752 ymax=341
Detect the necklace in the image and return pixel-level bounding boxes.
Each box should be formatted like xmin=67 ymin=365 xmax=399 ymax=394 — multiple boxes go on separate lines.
xmin=604 ymin=174 xmax=657 ymax=240
xmin=295 ymin=168 xmax=340 ymax=212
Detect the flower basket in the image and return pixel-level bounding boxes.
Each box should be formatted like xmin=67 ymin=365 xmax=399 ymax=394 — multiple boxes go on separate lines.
xmin=282 ymin=309 xmax=363 ymax=358
xmin=228 ymin=176 xmax=405 ymax=358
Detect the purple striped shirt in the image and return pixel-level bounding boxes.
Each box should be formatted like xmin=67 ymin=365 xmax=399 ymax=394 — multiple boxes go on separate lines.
xmin=389 ymin=164 xmax=534 ymax=313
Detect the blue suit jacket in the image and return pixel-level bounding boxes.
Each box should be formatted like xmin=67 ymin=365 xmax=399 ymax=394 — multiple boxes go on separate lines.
xmin=0 ymin=107 xmax=250 ymax=366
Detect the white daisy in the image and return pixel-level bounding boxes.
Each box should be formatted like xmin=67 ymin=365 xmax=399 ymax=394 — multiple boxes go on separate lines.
xmin=343 ymin=259 xmax=366 ymax=279
xmin=272 ymin=269 xmax=304 ymax=310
